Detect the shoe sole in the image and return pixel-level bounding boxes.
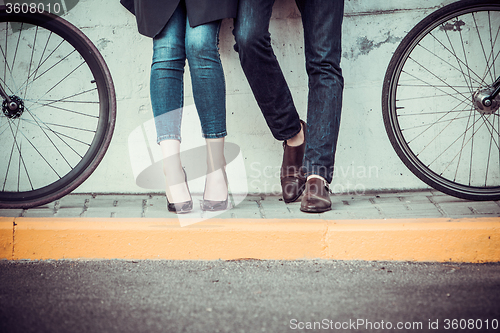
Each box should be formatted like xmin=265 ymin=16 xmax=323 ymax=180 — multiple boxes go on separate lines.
xmin=300 ymin=206 xmax=332 ymax=213
xmin=283 ymin=185 xmax=306 ymax=204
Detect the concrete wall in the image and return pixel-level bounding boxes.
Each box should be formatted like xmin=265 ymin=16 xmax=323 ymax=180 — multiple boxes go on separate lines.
xmin=62 ymin=0 xmax=456 ymax=195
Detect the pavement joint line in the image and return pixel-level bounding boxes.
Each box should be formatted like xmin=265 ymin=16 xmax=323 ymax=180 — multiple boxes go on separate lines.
xmin=397 ymin=196 xmax=412 ymax=211
xmin=141 ymin=199 xmax=147 ymax=218
xmin=256 ymin=198 xmax=266 ymax=219
xmin=369 ymin=198 xmax=384 ymax=217
xmin=81 ymin=199 xmax=90 ymax=218
xmin=468 ymin=206 xmax=478 ymax=215
xmin=426 ymin=195 xmax=447 ymax=217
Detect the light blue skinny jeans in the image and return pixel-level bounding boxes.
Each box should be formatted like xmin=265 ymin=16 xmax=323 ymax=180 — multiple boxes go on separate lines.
xmin=151 ymin=4 xmax=227 ymax=143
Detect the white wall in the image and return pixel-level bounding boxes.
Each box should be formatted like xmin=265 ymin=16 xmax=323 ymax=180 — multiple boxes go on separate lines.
xmin=64 ymin=0 xmax=456 ymax=195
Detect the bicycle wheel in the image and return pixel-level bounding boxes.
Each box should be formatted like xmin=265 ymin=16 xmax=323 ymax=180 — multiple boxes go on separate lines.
xmin=0 ymin=6 xmax=116 ymax=208
xmin=382 ymin=0 xmax=500 ymax=201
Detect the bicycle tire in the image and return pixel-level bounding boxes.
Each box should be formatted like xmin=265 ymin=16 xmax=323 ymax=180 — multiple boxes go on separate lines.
xmin=382 ymin=0 xmax=500 ymax=201
xmin=0 ymin=7 xmax=116 ymax=208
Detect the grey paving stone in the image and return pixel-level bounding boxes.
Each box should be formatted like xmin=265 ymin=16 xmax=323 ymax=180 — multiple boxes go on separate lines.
xmin=84 ymin=195 xmax=147 ymax=218
xmin=466 ymin=202 xmax=500 ymax=215
xmin=143 ymin=195 xmax=169 ymax=218
xmin=1 ymin=190 xmax=499 ymax=220
xmin=21 ymin=203 xmax=57 ymax=218
xmin=0 ymin=209 xmax=22 ymax=218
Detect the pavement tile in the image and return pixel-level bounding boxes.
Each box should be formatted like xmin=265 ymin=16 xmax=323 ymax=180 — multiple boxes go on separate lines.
xmin=0 ymin=209 xmax=22 ymax=218
xmin=84 ymin=195 xmax=147 ymax=218
xmin=436 ymin=202 xmax=482 ymax=217
xmin=54 ymin=194 xmax=93 ymax=218
xmin=258 ymin=196 xmax=295 ymax=219
xmin=21 ymin=203 xmax=57 ymax=218
xmin=466 ymin=202 xmax=500 ymax=215
xmin=143 ymin=195 xmax=168 ymax=218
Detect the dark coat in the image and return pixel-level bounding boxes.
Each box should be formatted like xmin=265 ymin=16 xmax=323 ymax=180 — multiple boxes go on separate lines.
xmin=121 ymin=0 xmax=238 ymax=38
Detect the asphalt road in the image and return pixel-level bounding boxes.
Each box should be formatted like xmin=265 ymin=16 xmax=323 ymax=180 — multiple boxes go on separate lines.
xmin=1 ymin=260 xmax=499 ymax=333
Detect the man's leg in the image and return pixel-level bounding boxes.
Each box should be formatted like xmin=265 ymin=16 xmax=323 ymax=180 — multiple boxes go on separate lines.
xmin=233 ymin=0 xmax=306 ymax=203
xmin=296 ymin=0 xmax=344 ymax=213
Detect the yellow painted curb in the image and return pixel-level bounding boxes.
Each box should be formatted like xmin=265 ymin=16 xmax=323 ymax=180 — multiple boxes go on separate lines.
xmin=1 ymin=217 xmax=499 ymax=262
xmin=0 ymin=217 xmax=14 ymax=260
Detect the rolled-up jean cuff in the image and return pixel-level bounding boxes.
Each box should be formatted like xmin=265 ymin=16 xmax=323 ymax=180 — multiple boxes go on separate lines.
xmin=203 ymin=131 xmax=227 ymax=139
xmin=157 ymin=135 xmax=182 ymax=144
xmin=282 ymin=126 xmax=302 ymax=142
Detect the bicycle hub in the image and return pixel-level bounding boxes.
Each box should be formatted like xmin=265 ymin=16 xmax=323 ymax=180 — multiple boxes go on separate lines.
xmin=2 ymin=95 xmax=24 ymax=119
xmin=474 ymin=88 xmax=499 ymax=115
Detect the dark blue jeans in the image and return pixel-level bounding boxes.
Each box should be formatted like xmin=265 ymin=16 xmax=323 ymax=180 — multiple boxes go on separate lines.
xmin=233 ymin=0 xmax=344 ymax=183
xmin=151 ymin=3 xmax=226 ymax=143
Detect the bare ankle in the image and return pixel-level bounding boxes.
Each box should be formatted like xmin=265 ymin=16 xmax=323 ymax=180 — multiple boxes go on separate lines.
xmin=286 ymin=123 xmax=304 ymax=147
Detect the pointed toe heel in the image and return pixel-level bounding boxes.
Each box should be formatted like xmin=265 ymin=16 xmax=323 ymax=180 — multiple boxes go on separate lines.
xmin=200 ymin=198 xmax=228 ymax=212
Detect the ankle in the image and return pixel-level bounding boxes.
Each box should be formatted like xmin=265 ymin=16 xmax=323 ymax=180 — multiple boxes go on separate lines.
xmin=286 ymin=123 xmax=304 ymax=147
xmin=203 ymin=168 xmax=228 ymax=201
xmin=307 ymin=174 xmax=327 ymax=184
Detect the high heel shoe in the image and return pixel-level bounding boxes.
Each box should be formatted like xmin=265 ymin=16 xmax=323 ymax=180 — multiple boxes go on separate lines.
xmin=167 ymin=169 xmax=193 ymax=214
xmin=201 ymin=168 xmax=228 ymax=212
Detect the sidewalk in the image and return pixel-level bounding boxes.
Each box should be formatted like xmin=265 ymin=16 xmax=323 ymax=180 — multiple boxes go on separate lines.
xmin=1 ymin=189 xmax=500 ymax=262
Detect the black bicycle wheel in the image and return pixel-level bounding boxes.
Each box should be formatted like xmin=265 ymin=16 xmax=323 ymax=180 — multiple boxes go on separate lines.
xmin=0 ymin=6 xmax=116 ymax=208
xmin=382 ymin=0 xmax=500 ymax=201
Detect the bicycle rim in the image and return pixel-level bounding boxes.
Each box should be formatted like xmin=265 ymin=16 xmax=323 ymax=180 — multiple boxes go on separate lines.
xmin=382 ymin=0 xmax=500 ymax=201
xmin=0 ymin=7 xmax=116 ymax=208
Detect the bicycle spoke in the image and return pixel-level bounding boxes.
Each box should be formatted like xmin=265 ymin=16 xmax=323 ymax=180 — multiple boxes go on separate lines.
xmin=429 ymin=114 xmax=484 ymax=174
xmin=26 ymin=99 xmax=99 ymax=118
xmin=482 ymin=115 xmax=498 ymax=186
xmin=417 ymin=40 xmax=484 ymax=87
xmin=22 ymin=118 xmax=96 ymax=133
xmin=401 ymin=66 xmax=471 ymax=102
xmin=21 ymin=112 xmax=93 ymax=148
xmin=0 ymin=75 xmax=14 ymax=96
xmin=457 ymin=21 xmax=476 ymax=95
xmin=489 ymin=11 xmax=499 ymax=79
xmin=23 ymin=25 xmax=38 ymax=99
xmin=12 ymin=40 xmax=73 ymax=98
xmin=3 ymin=118 xmax=21 ymax=191
xmin=398 ymin=92 xmax=472 ymax=137
xmin=35 ymin=60 xmax=84 ymax=103
xmin=23 ymin=87 xmax=99 ymax=107
xmin=396 ymin=91 xmax=469 ymax=102
xmin=442 ymin=116 xmax=486 ymax=183
xmin=398 ymin=109 xmax=471 ymax=116
xmin=30 ymin=31 xmax=53 ymax=86
xmin=16 ymin=124 xmax=62 ymax=180
xmin=431 ymin=29 xmax=482 ymax=89
xmin=10 ymin=22 xmax=22 ymax=80
xmin=404 ymin=114 xmax=472 ymax=134
xmin=472 ymin=12 xmax=495 ymax=85
xmin=412 ymin=110 xmax=474 ymax=157
xmin=0 ymin=30 xmax=18 ymax=94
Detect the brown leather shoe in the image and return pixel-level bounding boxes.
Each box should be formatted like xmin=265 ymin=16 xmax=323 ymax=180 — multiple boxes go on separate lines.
xmin=281 ymin=120 xmax=306 ymax=203
xmin=300 ymin=177 xmax=332 ymax=213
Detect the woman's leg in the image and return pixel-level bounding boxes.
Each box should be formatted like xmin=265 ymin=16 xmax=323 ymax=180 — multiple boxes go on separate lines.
xmin=160 ymin=140 xmax=191 ymax=203
xmin=185 ymin=19 xmax=226 ymax=140
xmin=185 ymin=19 xmax=228 ymax=201
xmin=151 ymin=5 xmax=191 ymax=204
xmin=204 ymin=138 xmax=227 ymax=201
